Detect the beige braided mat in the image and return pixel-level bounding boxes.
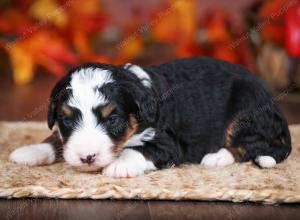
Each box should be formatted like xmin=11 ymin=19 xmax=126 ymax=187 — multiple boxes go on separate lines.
xmin=0 ymin=122 xmax=300 ymax=203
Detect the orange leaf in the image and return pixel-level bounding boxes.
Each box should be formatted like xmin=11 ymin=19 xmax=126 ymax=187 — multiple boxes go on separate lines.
xmin=152 ymin=0 xmax=196 ymax=43
xmin=116 ymin=37 xmax=144 ymax=63
xmin=6 ymin=44 xmax=35 ymax=85
xmin=29 ymin=0 xmax=69 ymax=28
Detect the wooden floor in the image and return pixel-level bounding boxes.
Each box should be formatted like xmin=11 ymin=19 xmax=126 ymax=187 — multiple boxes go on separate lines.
xmin=1 ymin=71 xmax=300 ymax=220
xmin=1 ymin=200 xmax=300 ymax=220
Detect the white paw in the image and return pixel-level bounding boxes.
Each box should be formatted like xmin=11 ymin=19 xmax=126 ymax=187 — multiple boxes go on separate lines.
xmin=102 ymin=149 xmax=156 ymax=178
xmin=201 ymin=148 xmax=235 ymax=167
xmin=9 ymin=143 xmax=55 ymax=166
xmin=255 ymin=156 xmax=276 ymax=168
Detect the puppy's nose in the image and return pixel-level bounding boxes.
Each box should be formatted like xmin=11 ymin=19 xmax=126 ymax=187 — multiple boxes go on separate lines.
xmin=80 ymin=154 xmax=96 ymax=164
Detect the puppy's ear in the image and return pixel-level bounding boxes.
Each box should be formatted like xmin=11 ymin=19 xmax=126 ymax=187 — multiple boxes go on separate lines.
xmin=47 ymin=100 xmax=56 ymax=130
xmin=47 ymin=75 xmax=71 ymax=130
xmin=120 ymin=81 xmax=158 ymax=125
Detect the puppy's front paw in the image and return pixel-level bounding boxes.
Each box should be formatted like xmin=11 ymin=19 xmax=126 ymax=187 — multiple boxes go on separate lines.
xmin=102 ymin=159 xmax=144 ymax=178
xmin=9 ymin=143 xmax=55 ymax=166
xmin=102 ymin=149 xmax=155 ymax=178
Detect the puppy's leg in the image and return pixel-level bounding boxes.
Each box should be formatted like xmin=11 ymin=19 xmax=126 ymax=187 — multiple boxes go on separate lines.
xmin=223 ymin=80 xmax=292 ymax=168
xmin=225 ymin=112 xmax=291 ymax=168
xmin=9 ymin=131 xmax=62 ymax=166
xmin=241 ymin=140 xmax=290 ymax=168
xmin=201 ymin=148 xmax=235 ymax=167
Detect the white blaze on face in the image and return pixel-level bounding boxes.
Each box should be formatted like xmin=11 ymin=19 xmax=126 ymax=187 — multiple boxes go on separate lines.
xmin=63 ymin=67 xmax=115 ymax=168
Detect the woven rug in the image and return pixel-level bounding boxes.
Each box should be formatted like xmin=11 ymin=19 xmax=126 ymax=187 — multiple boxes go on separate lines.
xmin=0 ymin=122 xmax=300 ymax=203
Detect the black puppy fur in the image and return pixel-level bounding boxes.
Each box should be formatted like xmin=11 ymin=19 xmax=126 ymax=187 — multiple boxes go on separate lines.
xmin=48 ymin=57 xmax=292 ymax=169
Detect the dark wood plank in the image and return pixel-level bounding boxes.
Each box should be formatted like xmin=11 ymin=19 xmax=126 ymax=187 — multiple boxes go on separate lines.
xmin=1 ymin=199 xmax=300 ymax=220
xmin=148 ymin=201 xmax=300 ymax=220
xmin=0 ymin=199 xmax=152 ymax=220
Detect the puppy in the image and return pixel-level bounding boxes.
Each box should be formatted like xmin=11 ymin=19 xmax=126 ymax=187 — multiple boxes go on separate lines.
xmin=9 ymin=57 xmax=292 ymax=178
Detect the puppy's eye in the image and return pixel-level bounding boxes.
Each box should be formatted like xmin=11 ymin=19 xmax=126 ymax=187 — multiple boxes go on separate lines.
xmin=63 ymin=117 xmax=73 ymax=127
xmin=106 ymin=114 xmax=119 ymax=126
xmin=58 ymin=113 xmax=73 ymax=127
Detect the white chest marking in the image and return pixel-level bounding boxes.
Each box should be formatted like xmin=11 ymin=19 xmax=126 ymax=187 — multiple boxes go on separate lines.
xmin=124 ymin=127 xmax=156 ymax=147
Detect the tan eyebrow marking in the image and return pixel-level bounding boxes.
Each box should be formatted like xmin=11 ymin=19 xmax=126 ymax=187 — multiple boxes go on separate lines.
xmin=62 ymin=104 xmax=73 ymax=117
xmin=101 ymin=103 xmax=116 ymax=118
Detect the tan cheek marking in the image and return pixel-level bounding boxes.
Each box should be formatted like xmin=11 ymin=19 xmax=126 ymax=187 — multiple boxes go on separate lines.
xmin=101 ymin=103 xmax=116 ymax=118
xmin=113 ymin=114 xmax=138 ymax=156
xmin=62 ymin=105 xmax=73 ymax=117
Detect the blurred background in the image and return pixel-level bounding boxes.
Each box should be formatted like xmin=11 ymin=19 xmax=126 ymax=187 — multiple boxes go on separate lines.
xmin=0 ymin=0 xmax=299 ymax=123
